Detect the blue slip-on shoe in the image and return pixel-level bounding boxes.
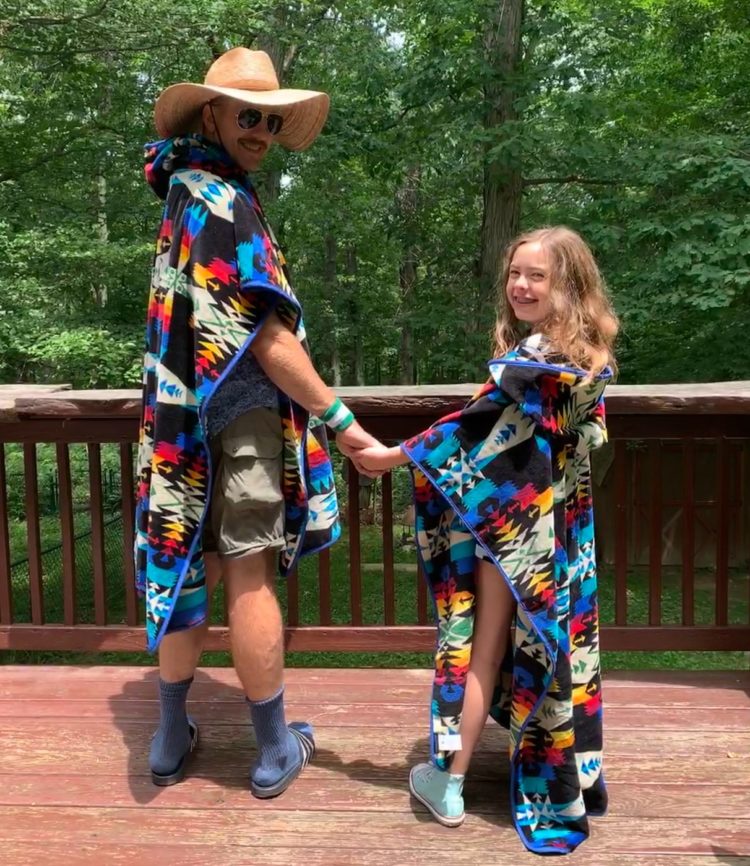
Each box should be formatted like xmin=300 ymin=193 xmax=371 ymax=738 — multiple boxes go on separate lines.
xmin=150 ymin=718 xmax=199 ymax=787
xmin=250 ymin=722 xmax=315 ymax=800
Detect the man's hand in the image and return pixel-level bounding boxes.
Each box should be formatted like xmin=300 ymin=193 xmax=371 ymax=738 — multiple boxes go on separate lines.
xmin=336 ymin=423 xmax=384 ymax=478
xmin=335 ymin=421 xmax=380 ymax=456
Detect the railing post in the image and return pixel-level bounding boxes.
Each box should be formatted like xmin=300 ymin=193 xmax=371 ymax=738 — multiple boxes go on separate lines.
xmin=24 ymin=443 xmax=44 ymax=625
xmin=0 ymin=384 xmax=747 ymax=653
xmin=0 ymin=444 xmax=13 ymax=624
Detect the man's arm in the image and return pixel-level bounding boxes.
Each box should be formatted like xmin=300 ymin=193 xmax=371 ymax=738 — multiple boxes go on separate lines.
xmin=250 ymin=310 xmax=381 ymax=466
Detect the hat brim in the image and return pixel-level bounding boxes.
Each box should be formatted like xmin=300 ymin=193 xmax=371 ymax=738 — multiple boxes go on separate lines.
xmin=154 ymin=83 xmax=330 ymax=151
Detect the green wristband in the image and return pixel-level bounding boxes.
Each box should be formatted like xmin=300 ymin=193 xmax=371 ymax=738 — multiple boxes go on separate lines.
xmin=321 ymin=397 xmax=355 ymax=432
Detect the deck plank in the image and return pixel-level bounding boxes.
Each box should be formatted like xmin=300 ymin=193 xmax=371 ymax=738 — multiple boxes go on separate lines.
xmin=0 ymin=665 xmax=746 ymax=688
xmin=0 ymin=745 xmax=746 ymax=784
xmin=2 ymin=843 xmax=749 ymax=866
xmin=0 ymin=807 xmax=748 ymax=854
xmin=0 ymin=695 xmax=748 ymax=724
xmin=0 ymin=674 xmax=748 ymax=707
xmin=0 ymin=774 xmax=748 ymax=818
xmin=0 ymin=718 xmax=748 ymax=758
xmin=0 ymin=665 xmax=747 ymax=864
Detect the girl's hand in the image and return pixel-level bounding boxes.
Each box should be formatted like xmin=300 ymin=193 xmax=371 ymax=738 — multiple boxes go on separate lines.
xmin=357 ymin=444 xmax=406 ymax=472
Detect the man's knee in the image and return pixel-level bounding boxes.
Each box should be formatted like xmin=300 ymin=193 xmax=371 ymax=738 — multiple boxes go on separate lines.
xmin=224 ymin=549 xmax=277 ymax=596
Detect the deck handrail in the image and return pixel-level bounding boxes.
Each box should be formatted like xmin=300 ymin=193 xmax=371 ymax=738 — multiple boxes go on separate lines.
xmin=1 ymin=383 xmax=748 ymax=654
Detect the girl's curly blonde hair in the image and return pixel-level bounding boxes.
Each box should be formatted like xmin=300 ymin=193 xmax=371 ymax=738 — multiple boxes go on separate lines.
xmin=493 ymin=226 xmax=619 ymax=376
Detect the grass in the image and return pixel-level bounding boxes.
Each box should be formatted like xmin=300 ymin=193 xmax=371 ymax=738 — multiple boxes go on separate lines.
xmin=2 ymin=519 xmax=748 ymax=671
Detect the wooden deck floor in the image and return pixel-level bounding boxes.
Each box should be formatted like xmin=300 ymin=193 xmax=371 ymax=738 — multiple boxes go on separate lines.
xmin=0 ymin=666 xmax=748 ymax=865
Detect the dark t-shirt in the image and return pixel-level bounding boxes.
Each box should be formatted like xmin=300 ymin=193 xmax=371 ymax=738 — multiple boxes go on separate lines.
xmin=206 ymin=349 xmax=278 ymax=437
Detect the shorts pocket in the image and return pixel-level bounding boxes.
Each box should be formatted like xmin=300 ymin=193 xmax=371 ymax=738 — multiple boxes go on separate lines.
xmin=220 ymin=409 xmax=283 ymax=507
xmin=221 ymin=407 xmax=283 ymax=459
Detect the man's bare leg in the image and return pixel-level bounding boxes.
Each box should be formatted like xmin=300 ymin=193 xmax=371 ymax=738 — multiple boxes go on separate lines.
xmin=149 ymin=553 xmax=222 ymax=781
xmin=223 ymin=548 xmax=284 ymax=699
xmin=223 ymin=548 xmax=313 ymax=796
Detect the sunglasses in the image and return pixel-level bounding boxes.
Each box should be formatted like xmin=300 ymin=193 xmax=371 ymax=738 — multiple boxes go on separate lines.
xmin=236 ymin=107 xmax=284 ymax=136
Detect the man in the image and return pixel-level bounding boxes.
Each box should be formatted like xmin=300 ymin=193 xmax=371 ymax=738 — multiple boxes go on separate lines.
xmin=134 ymin=47 xmax=377 ymax=798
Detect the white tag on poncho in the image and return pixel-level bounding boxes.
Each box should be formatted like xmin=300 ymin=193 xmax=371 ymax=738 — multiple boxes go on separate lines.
xmin=438 ymin=733 xmax=463 ymax=751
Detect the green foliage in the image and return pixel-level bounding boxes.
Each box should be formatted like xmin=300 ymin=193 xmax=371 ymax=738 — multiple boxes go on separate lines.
xmin=28 ymin=327 xmax=142 ymax=388
xmin=0 ymin=0 xmax=747 ymax=386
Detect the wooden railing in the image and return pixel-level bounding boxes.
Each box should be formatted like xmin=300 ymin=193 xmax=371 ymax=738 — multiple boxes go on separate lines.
xmin=0 ymin=383 xmax=748 ymax=654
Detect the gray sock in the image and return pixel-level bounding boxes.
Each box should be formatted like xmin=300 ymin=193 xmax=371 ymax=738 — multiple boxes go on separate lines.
xmin=149 ymin=676 xmax=193 ymax=776
xmin=247 ymin=687 xmax=300 ymax=787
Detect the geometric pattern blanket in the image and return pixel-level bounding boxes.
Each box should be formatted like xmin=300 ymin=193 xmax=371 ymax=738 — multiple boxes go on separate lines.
xmin=402 ymin=335 xmax=610 ymax=855
xmin=135 ymin=135 xmax=340 ymax=652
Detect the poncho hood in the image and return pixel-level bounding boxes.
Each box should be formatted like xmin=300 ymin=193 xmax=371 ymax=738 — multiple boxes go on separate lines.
xmin=144 ymin=135 xmax=244 ymax=200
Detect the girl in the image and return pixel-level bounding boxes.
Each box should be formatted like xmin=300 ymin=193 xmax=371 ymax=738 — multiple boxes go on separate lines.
xmin=358 ymin=227 xmax=618 ymax=856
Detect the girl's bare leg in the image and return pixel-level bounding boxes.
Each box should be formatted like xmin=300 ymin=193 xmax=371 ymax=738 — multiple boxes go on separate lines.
xmin=450 ymin=559 xmax=516 ymax=776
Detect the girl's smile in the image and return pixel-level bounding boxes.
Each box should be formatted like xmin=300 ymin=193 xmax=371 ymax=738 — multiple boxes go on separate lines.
xmin=506 ymin=241 xmax=552 ymax=324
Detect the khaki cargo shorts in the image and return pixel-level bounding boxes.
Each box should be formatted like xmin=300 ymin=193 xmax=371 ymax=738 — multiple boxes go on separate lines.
xmin=202 ymin=407 xmax=285 ymax=559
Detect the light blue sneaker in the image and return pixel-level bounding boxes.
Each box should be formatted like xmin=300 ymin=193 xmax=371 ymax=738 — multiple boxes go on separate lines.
xmin=409 ymin=762 xmax=465 ymax=827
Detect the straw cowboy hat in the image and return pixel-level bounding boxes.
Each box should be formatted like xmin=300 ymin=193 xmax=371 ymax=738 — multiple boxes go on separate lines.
xmin=154 ymin=47 xmax=330 ymax=151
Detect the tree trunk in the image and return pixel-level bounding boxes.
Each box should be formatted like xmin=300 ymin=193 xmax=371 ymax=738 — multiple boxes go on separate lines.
xmin=479 ymin=0 xmax=524 ymax=305
xmin=324 ymin=232 xmax=341 ymax=386
xmin=396 ymin=165 xmax=421 ymax=386
xmin=346 ymin=245 xmax=365 ymax=386
xmin=398 ymin=253 xmax=417 ymax=385
xmin=94 ymin=62 xmax=112 ymax=308
xmin=254 ymin=22 xmax=299 ymax=204
xmin=331 ymin=343 xmax=341 ymax=387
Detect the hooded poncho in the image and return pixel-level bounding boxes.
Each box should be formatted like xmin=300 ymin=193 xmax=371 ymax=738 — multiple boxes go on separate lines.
xmin=135 ymin=136 xmax=339 ymax=651
xmin=404 ymin=335 xmax=610 ymax=855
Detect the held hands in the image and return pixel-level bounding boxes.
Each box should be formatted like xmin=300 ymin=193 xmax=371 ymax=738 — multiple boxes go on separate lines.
xmin=355 ymin=444 xmax=404 ymax=473
xmin=335 ymin=420 xmax=380 ymax=456
xmin=335 ymin=421 xmax=384 ymax=478
xmin=334 ymin=422 xmax=402 ymax=478
xmin=326 ymin=399 xmax=406 ymax=477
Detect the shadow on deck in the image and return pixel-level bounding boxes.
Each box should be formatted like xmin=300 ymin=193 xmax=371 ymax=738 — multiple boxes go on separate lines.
xmin=0 ymin=666 xmax=748 ymax=865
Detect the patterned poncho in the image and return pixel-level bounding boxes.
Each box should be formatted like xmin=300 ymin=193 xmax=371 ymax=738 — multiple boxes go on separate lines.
xmin=403 ymin=335 xmax=610 ymax=855
xmin=134 ymin=136 xmax=340 ymax=652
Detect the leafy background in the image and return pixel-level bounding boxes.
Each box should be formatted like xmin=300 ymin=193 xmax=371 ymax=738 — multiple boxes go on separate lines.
xmin=1 ymin=0 xmax=748 ymax=389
